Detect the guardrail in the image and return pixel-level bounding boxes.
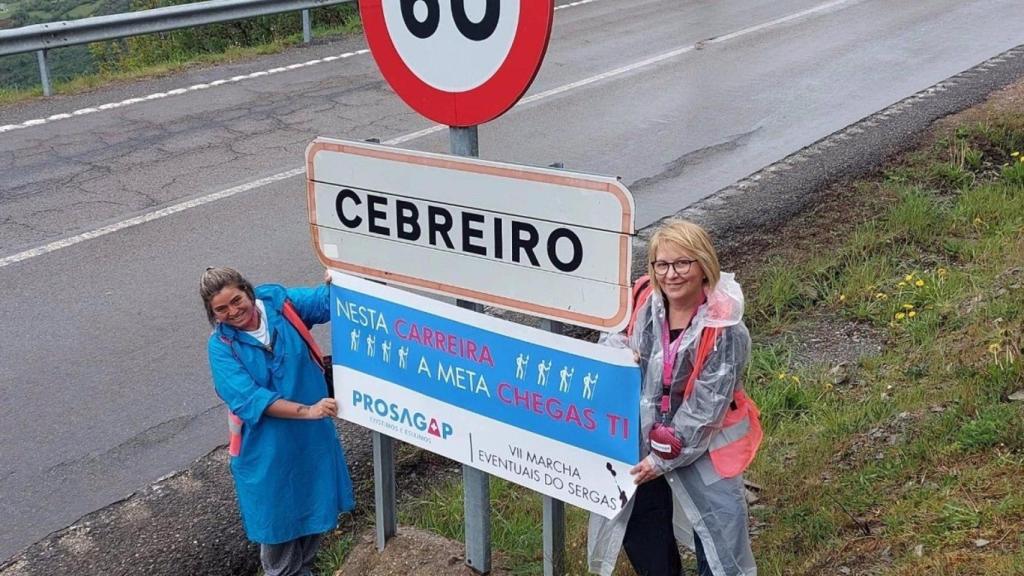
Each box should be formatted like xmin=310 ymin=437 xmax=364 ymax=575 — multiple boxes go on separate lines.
xmin=0 ymin=0 xmax=353 ymax=96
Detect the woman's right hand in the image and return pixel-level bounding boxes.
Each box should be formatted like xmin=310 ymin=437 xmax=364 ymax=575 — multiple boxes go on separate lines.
xmin=308 ymin=397 xmax=338 ymax=419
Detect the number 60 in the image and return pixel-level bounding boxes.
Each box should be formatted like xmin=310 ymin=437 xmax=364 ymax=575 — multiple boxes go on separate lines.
xmin=401 ymin=0 xmax=501 ymax=41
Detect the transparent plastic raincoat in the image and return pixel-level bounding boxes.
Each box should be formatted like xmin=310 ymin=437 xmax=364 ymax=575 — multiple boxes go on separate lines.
xmin=588 ymin=272 xmax=757 ymax=576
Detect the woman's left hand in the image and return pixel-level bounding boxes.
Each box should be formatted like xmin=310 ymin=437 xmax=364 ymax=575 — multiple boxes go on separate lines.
xmin=629 ymin=455 xmax=662 ymax=485
xmin=308 ymin=397 xmax=338 ymax=419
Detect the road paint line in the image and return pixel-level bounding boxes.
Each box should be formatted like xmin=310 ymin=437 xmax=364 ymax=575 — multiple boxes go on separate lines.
xmin=706 ymin=0 xmax=857 ymax=45
xmin=0 ymin=0 xmax=859 ymax=268
xmin=0 ymin=0 xmax=605 ymax=136
xmin=0 ymin=48 xmax=372 ymax=134
xmin=0 ymin=169 xmax=304 ymax=268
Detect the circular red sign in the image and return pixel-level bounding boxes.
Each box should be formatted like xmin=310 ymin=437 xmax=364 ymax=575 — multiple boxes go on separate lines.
xmin=359 ymin=0 xmax=554 ymax=127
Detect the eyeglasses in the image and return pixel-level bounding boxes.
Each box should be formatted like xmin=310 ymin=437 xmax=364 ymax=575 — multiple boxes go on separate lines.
xmin=651 ymin=258 xmax=697 ymax=276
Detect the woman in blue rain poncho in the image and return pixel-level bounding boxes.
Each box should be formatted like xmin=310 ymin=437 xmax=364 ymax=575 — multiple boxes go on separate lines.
xmin=201 ymin=267 xmax=354 ymax=576
xmin=589 ymin=220 xmax=761 ymax=576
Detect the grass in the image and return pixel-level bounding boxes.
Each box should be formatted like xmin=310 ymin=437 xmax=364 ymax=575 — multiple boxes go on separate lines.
xmin=313 ymin=102 xmax=1024 ymax=575
xmin=0 ymin=15 xmax=362 ymax=106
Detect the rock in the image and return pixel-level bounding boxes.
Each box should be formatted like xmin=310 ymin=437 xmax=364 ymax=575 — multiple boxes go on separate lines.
xmin=838 ymin=567 xmax=851 ymax=575
xmin=973 ymin=538 xmax=990 ymax=548
xmin=743 ymin=480 xmax=763 ymax=492
xmin=1008 ymin=390 xmax=1024 ymax=402
xmin=913 ymin=544 xmax=924 ymax=557
xmin=337 ymin=525 xmax=512 ymax=576
xmin=829 ymin=362 xmax=851 ymax=385
xmin=744 ymin=489 xmax=760 ymax=505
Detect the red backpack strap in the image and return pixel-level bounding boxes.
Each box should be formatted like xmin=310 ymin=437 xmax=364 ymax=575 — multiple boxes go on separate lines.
xmin=626 ymin=275 xmax=653 ymax=337
xmin=281 ymin=300 xmax=326 ymax=370
xmin=682 ymin=327 xmax=721 ymax=400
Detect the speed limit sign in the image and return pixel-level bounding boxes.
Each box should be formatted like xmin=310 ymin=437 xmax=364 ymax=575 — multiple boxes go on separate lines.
xmin=359 ymin=0 xmax=554 ymax=127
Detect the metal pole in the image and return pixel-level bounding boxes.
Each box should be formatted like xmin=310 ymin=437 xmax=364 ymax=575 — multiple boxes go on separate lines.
xmin=36 ymin=49 xmax=51 ymax=96
xmin=302 ymin=9 xmax=311 ymax=43
xmin=543 ymin=497 xmax=566 ymax=576
xmin=373 ymin=431 xmax=397 ymax=550
xmin=539 ymin=318 xmax=567 ymax=576
xmin=450 ymin=125 xmax=492 ymax=575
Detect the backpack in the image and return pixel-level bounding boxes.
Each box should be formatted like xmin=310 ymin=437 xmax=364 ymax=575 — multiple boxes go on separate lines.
xmin=625 ymin=275 xmax=653 ymax=338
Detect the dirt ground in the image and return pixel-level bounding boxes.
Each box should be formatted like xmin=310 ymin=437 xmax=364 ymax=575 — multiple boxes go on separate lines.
xmin=331 ymin=78 xmax=1024 ymax=576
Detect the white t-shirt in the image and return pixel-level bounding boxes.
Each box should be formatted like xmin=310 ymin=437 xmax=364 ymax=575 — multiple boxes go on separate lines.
xmin=244 ymin=300 xmax=270 ymax=346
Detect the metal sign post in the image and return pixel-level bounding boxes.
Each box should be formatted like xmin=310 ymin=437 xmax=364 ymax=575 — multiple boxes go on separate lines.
xmin=373 ymin=430 xmax=397 ymax=551
xmin=540 ymin=318 xmax=567 ymax=576
xmin=450 ymin=125 xmax=492 ymax=574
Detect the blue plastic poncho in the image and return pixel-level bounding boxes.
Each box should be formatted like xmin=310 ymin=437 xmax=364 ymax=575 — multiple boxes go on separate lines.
xmin=208 ymin=283 xmax=355 ymax=544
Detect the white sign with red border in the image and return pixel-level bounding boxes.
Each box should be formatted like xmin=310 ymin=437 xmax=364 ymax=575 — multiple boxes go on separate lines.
xmin=307 ymin=137 xmax=635 ymax=332
xmin=358 ymin=0 xmax=554 ymax=126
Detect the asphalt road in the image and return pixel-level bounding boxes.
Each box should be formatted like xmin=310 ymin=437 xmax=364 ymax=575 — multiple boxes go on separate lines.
xmin=1 ymin=0 xmax=1023 ymax=562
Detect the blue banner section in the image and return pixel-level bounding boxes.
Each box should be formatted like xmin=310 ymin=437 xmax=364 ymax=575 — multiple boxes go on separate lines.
xmin=331 ymin=282 xmax=640 ymax=463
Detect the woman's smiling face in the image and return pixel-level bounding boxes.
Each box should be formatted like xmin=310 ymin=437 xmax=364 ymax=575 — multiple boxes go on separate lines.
xmin=210 ymin=285 xmax=259 ymax=330
xmin=652 ymin=243 xmax=705 ymax=306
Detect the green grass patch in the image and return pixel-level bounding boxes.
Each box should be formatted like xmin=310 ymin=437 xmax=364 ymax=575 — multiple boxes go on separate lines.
xmin=397 ymin=477 xmax=593 ymax=575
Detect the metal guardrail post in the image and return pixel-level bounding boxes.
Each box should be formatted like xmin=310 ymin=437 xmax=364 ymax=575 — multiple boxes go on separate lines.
xmin=539 ymin=317 xmax=567 ymax=576
xmin=373 ymin=431 xmax=398 ymax=550
xmin=36 ymin=49 xmax=51 ymax=96
xmin=0 ymin=0 xmax=354 ymax=58
xmin=450 ymin=125 xmax=492 ymax=574
xmin=302 ymin=9 xmax=311 ymax=43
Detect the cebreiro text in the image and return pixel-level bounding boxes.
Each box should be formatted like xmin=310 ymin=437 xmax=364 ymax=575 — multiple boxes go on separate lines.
xmin=334 ymin=188 xmax=583 ymax=272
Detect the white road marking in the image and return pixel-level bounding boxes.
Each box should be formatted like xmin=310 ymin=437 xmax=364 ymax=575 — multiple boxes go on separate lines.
xmin=0 ymin=49 xmax=371 ymax=134
xmin=0 ymin=169 xmax=305 ymax=268
xmin=0 ymin=0 xmax=861 ymax=269
xmin=0 ymin=0 xmax=602 ymax=135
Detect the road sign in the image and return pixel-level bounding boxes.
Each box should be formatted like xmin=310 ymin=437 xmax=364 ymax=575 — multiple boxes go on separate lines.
xmin=358 ymin=0 xmax=554 ymax=126
xmin=330 ymin=271 xmax=641 ymax=517
xmin=306 ymin=137 xmax=635 ymax=332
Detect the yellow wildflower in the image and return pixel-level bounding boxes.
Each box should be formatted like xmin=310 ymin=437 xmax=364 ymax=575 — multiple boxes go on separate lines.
xmin=988 ymin=343 xmax=1000 ymax=354
xmin=778 ymin=372 xmax=787 ymax=380
xmin=1013 ymin=151 xmax=1021 ymax=157
xmin=915 ymin=279 xmax=925 ymax=287
xmin=904 ymin=274 xmax=914 ymax=282
xmin=839 ymin=294 xmax=846 ymax=302
xmin=903 ymin=303 xmax=915 ymax=310
xmin=876 ymin=292 xmax=888 ymax=300
xmin=791 ymin=375 xmax=801 ymax=385
xmin=898 ymin=281 xmax=907 ymax=288
xmin=937 ymin=268 xmax=947 ymax=277
xmin=974 ymin=217 xmax=984 ymax=226
xmin=895 ymin=312 xmax=906 ymax=320
xmin=908 ymin=311 xmax=917 ymax=318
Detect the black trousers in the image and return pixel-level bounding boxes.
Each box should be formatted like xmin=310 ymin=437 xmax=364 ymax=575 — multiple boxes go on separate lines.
xmin=622 ymin=477 xmax=712 ymax=576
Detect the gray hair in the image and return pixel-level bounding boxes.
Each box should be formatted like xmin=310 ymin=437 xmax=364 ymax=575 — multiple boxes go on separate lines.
xmin=199 ymin=267 xmax=255 ymax=326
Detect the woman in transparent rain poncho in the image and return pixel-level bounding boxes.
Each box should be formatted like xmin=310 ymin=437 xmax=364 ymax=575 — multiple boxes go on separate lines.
xmin=589 ymin=219 xmax=762 ymax=576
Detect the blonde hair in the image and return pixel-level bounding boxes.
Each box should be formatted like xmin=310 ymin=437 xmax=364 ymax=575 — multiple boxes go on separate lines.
xmin=646 ymin=219 xmax=720 ymax=294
